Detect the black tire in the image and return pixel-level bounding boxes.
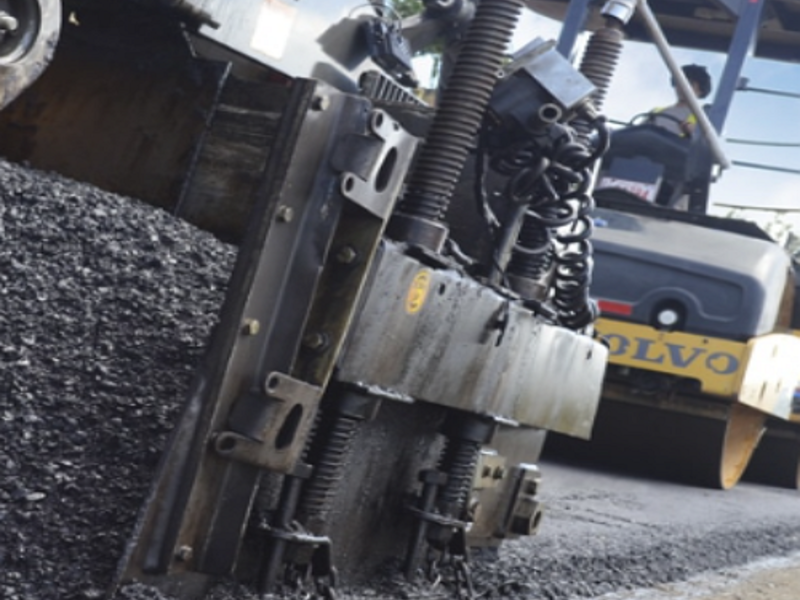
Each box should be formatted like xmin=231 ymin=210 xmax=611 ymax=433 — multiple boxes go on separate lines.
xmin=0 ymin=0 xmax=61 ymax=110
xmin=744 ymin=421 xmax=800 ymax=490
xmin=545 ymin=399 xmax=764 ymax=490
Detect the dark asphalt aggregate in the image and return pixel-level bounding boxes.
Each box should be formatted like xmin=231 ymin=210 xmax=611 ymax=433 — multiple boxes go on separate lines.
xmin=0 ymin=159 xmax=234 ymax=600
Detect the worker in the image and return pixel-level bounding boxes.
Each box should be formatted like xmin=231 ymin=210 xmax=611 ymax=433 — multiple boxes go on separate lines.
xmin=648 ymin=64 xmax=712 ymax=138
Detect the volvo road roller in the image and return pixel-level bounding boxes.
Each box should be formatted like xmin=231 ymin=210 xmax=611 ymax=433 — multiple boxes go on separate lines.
xmin=535 ymin=0 xmax=800 ymax=489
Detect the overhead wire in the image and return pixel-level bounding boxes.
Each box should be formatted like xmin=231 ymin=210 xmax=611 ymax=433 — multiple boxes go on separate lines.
xmin=602 ymin=118 xmax=800 ymax=176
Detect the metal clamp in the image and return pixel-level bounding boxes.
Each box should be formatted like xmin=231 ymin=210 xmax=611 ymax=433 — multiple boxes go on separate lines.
xmin=336 ymin=109 xmax=418 ymax=220
xmin=213 ymin=372 xmax=322 ymax=473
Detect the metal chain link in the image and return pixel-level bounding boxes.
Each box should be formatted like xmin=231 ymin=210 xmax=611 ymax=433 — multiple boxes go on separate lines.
xmin=424 ymin=550 xmax=476 ymax=600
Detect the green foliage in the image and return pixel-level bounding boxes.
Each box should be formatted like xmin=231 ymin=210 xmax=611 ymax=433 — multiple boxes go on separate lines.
xmin=762 ymin=213 xmax=793 ymax=244
xmin=389 ymin=0 xmax=443 ymax=88
xmin=392 ymin=0 xmax=424 ymax=18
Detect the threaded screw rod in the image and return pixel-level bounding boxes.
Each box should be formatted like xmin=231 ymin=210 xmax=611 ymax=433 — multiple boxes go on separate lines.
xmin=390 ymin=0 xmax=524 ymax=251
xmin=578 ymin=18 xmax=625 ymax=111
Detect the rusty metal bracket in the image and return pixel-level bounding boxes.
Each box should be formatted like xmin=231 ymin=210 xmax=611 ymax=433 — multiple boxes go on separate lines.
xmin=114 ymin=77 xmax=418 ymax=594
xmin=336 ymin=108 xmax=418 ymax=219
xmin=213 ymin=372 xmax=322 ymax=472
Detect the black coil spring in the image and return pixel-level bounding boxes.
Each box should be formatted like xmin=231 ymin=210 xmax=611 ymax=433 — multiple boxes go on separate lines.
xmin=508 ymin=217 xmax=553 ymax=280
xmin=298 ymin=415 xmax=360 ymax=522
xmin=500 ymin=130 xmax=577 ymax=283
xmin=438 ymin=438 xmax=482 ymax=513
xmin=500 ymin=120 xmax=606 ymax=329
xmin=553 ymin=192 xmax=597 ymax=330
xmin=578 ymin=24 xmax=624 ymax=111
xmin=397 ymin=0 xmax=523 ymax=222
xmin=551 ymin=136 xmax=599 ymax=329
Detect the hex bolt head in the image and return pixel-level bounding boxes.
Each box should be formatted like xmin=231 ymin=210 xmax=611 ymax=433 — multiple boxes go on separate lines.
xmin=275 ymin=205 xmax=294 ymax=223
xmin=336 ymin=245 xmax=358 ymax=264
xmin=175 ymin=545 xmax=193 ymax=562
xmin=241 ymin=318 xmax=260 ymax=336
xmin=302 ymin=331 xmax=328 ymax=352
xmin=312 ymin=95 xmax=330 ymax=111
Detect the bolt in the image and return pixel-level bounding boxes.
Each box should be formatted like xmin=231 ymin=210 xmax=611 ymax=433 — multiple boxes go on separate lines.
xmin=336 ymin=245 xmax=358 ymax=264
xmin=302 ymin=331 xmax=328 ymax=352
xmin=0 ymin=11 xmax=19 ymax=32
xmin=311 ymin=95 xmax=330 ymax=111
xmin=241 ymin=318 xmax=260 ymax=336
xmin=524 ymin=479 xmax=539 ymax=496
xmin=175 ymin=545 xmax=193 ymax=562
xmin=275 ymin=205 xmax=294 ymax=223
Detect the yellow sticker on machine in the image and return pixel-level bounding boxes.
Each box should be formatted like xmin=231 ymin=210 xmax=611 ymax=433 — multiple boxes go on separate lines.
xmin=405 ymin=270 xmax=432 ymax=315
xmin=595 ymin=318 xmax=747 ymax=397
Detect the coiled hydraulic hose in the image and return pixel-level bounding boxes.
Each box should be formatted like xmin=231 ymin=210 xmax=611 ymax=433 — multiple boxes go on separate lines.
xmin=496 ymin=118 xmax=608 ymax=329
xmin=390 ymin=0 xmax=524 ymax=251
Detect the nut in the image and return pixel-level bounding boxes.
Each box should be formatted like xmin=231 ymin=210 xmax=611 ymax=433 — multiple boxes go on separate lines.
xmin=524 ymin=479 xmax=539 ymax=496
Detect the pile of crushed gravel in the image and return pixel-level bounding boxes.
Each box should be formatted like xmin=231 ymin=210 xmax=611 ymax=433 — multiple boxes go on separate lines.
xmin=0 ymin=158 xmax=235 ymax=600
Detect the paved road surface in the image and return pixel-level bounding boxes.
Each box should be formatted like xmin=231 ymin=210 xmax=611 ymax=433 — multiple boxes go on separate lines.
xmin=491 ymin=455 xmax=800 ymax=600
xmin=592 ymin=555 xmax=800 ymax=600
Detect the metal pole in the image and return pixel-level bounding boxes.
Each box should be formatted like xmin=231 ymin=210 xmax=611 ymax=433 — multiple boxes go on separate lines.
xmin=740 ymin=85 xmax=800 ymax=100
xmin=556 ymin=0 xmax=595 ymax=59
xmin=707 ymin=0 xmax=766 ymax=133
xmin=635 ymin=0 xmax=731 ymax=170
